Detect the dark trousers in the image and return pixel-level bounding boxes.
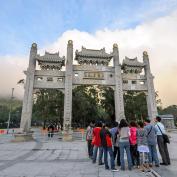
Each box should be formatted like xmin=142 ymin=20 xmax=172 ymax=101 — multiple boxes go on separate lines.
xmin=87 ymin=140 xmax=93 ymax=157
xmin=113 ymin=146 xmax=121 ymax=166
xmin=130 ymin=144 xmax=140 ymax=166
xmin=48 ymin=131 xmax=54 ymax=138
xmin=157 ymin=135 xmax=170 ymax=165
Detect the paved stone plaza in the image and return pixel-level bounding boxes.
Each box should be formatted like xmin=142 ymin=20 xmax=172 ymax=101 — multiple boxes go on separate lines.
xmin=0 ymin=129 xmax=176 ymax=177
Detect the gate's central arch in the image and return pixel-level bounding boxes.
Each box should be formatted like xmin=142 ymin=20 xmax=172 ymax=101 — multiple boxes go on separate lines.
xmin=20 ymin=40 xmax=157 ymax=134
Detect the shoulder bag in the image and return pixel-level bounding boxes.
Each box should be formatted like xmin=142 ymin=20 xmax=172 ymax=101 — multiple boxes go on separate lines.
xmin=157 ymin=125 xmax=170 ymax=144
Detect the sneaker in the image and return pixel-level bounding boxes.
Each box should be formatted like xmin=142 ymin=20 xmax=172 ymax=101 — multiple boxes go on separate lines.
xmin=99 ymin=162 xmax=104 ymax=165
xmin=146 ymin=168 xmax=151 ymax=172
xmin=105 ymin=166 xmax=110 ymax=170
xmin=160 ymin=163 xmax=168 ymax=165
xmin=155 ymin=164 xmax=160 ymax=167
xmin=111 ymin=168 xmax=119 ymax=172
xmin=89 ymin=156 xmax=93 ymax=159
xmin=149 ymin=164 xmax=153 ymax=167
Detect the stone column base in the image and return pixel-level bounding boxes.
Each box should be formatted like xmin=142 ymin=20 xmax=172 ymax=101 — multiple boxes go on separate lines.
xmin=12 ymin=133 xmax=34 ymax=142
xmin=62 ymin=130 xmax=73 ymax=141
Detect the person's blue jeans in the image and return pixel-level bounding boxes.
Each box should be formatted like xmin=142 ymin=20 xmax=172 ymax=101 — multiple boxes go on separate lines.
xmin=103 ymin=147 xmax=115 ymax=169
xmin=119 ymin=141 xmax=132 ymax=170
xmin=148 ymin=144 xmax=159 ymax=165
xmin=92 ymin=145 xmax=103 ymax=164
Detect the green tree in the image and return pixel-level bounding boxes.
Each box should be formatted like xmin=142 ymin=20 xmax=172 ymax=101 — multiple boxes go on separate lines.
xmin=124 ymin=91 xmax=148 ymax=122
xmin=99 ymin=87 xmax=115 ymax=122
xmin=0 ymin=98 xmax=22 ymax=128
xmin=72 ymin=85 xmax=101 ymax=128
xmin=32 ymin=89 xmax=64 ymax=128
xmin=159 ymin=105 xmax=177 ymax=123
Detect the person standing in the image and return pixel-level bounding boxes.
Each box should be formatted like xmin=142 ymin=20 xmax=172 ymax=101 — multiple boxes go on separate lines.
xmin=110 ymin=122 xmax=120 ymax=166
xmin=100 ymin=123 xmax=118 ymax=171
xmin=48 ymin=123 xmax=54 ymax=138
xmin=155 ymin=116 xmax=170 ymax=165
xmin=129 ymin=121 xmax=139 ymax=168
xmin=137 ymin=121 xmax=150 ymax=172
xmin=144 ymin=119 xmax=160 ymax=167
xmin=86 ymin=121 xmax=94 ymax=158
xmin=92 ymin=121 xmax=103 ymax=165
xmin=119 ymin=119 xmax=132 ymax=170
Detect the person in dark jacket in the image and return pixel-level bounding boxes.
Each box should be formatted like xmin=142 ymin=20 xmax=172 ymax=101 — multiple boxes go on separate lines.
xmin=100 ymin=123 xmax=118 ymax=171
xmin=48 ymin=123 xmax=54 ymax=138
xmin=86 ymin=121 xmax=95 ymax=158
xmin=110 ymin=122 xmax=120 ymax=166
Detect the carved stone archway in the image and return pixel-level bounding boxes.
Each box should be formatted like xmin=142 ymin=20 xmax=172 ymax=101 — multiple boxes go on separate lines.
xmin=20 ymin=41 xmax=157 ymax=133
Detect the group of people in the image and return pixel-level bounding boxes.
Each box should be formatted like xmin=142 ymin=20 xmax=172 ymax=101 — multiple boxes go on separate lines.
xmin=86 ymin=116 xmax=170 ymax=172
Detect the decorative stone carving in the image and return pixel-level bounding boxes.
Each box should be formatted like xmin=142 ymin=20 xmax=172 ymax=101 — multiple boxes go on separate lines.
xmin=84 ymin=71 xmax=104 ymax=80
xmin=75 ymin=47 xmax=113 ymax=66
xmin=122 ymin=56 xmax=145 ymax=74
xmin=36 ymin=51 xmax=65 ymax=70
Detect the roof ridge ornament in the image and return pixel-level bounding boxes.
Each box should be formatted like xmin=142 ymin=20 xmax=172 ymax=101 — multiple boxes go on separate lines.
xmin=113 ymin=43 xmax=118 ymax=48
xmin=45 ymin=51 xmax=59 ymax=56
xmin=125 ymin=56 xmax=138 ymax=61
xmin=143 ymin=51 xmax=148 ymax=56
xmin=75 ymin=46 xmax=113 ymax=66
xmin=36 ymin=50 xmax=65 ymax=70
xmin=122 ymin=56 xmax=145 ymax=67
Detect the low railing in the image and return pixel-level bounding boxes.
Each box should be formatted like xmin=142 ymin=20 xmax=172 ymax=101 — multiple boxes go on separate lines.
xmin=0 ymin=128 xmax=86 ymax=143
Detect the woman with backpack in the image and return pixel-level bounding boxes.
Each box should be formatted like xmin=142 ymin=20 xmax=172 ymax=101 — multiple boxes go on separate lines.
xmin=100 ymin=123 xmax=118 ymax=171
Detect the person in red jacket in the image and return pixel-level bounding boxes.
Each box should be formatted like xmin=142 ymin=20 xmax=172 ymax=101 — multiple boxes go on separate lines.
xmin=92 ymin=121 xmax=103 ymax=165
xmin=129 ymin=121 xmax=139 ymax=167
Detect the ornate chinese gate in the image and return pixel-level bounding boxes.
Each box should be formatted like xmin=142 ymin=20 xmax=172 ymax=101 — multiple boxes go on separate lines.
xmin=20 ymin=40 xmax=157 ymax=133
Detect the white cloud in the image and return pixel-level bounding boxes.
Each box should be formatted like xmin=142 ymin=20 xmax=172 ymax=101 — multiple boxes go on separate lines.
xmin=0 ymin=10 xmax=177 ymax=107
xmin=0 ymin=55 xmax=27 ymax=99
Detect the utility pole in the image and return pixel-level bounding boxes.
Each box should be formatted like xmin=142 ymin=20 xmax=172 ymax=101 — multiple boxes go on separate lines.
xmin=7 ymin=88 xmax=14 ymax=134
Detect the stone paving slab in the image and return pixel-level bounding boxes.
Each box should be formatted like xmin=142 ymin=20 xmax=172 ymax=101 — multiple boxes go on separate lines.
xmin=0 ymin=138 xmax=147 ymax=177
xmin=152 ymin=132 xmax=177 ymax=177
xmin=0 ymin=130 xmax=165 ymax=177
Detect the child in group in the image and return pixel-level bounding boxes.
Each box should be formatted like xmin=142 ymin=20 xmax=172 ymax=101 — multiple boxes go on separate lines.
xmin=137 ymin=121 xmax=150 ymax=172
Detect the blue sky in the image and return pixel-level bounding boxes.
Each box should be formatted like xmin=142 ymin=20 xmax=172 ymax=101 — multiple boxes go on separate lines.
xmin=0 ymin=0 xmax=177 ymax=106
xmin=1 ymin=0 xmax=177 ymax=56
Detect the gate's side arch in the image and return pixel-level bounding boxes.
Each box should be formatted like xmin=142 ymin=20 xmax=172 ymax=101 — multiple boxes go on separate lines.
xmin=20 ymin=40 xmax=157 ymax=133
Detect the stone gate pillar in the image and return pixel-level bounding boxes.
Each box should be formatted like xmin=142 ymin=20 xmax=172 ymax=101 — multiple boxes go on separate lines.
xmin=63 ymin=40 xmax=73 ymax=134
xmin=143 ymin=51 xmax=158 ymax=120
xmin=20 ymin=43 xmax=37 ymax=132
xmin=113 ymin=44 xmax=125 ymax=122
